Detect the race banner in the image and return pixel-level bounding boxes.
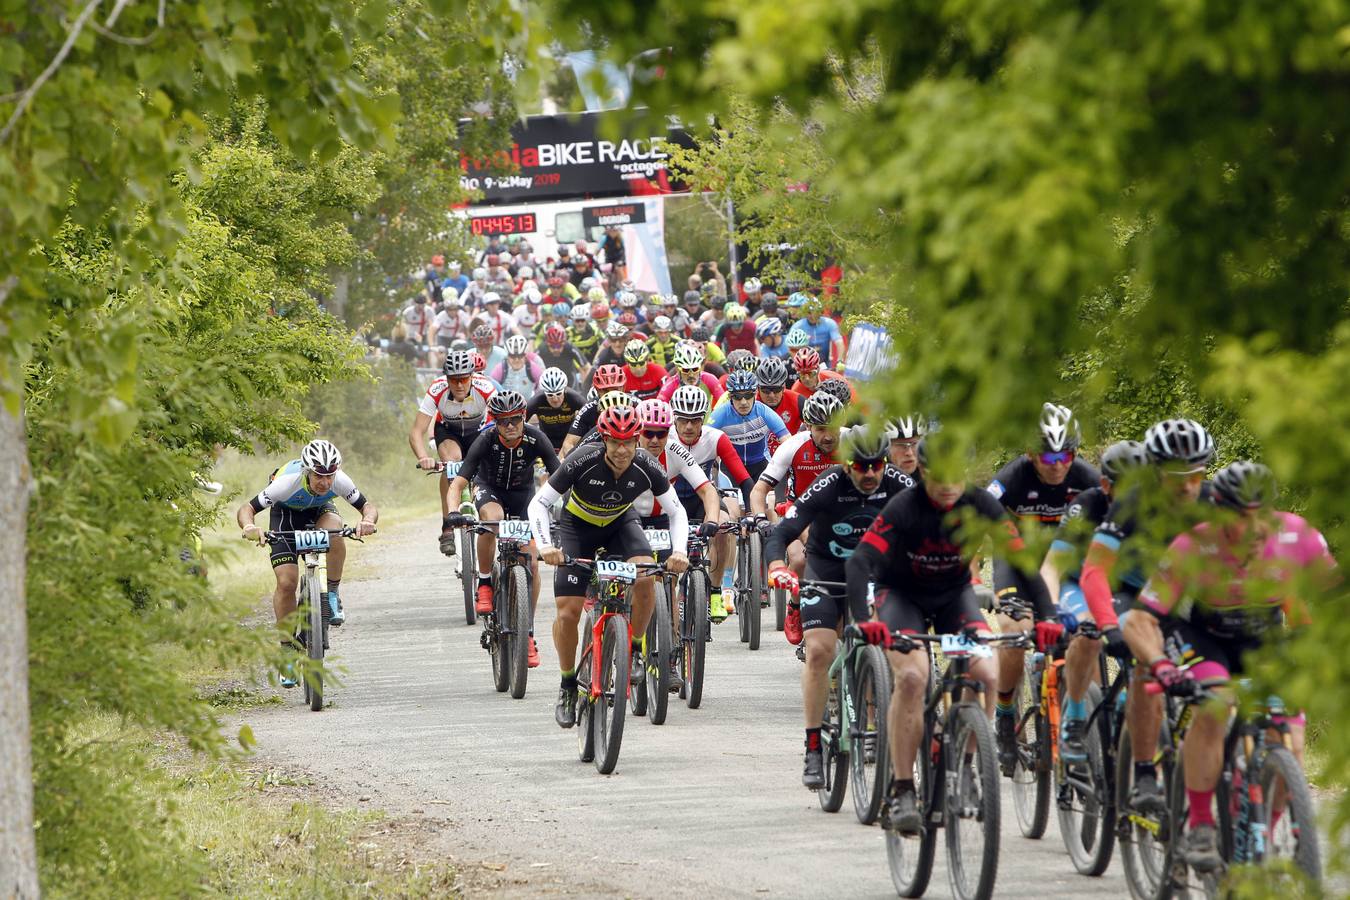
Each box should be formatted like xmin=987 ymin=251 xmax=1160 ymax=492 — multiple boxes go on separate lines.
xmin=842 ymin=323 xmax=898 ymax=382
xmin=459 ymin=112 xmax=695 ymax=205
xmin=582 ymin=202 xmax=647 ymax=228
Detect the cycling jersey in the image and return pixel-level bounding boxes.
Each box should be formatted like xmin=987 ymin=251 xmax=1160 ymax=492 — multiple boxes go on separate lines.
xmin=671 ymin=426 xmax=752 ymax=500
xmin=568 ymin=323 xmax=603 ymax=357
xmin=1048 ymin=486 xmax=1111 ymax=579
xmin=987 ymin=456 xmax=1101 ymax=526
xmin=765 ymin=465 xmax=914 ymax=570
xmin=418 ymin=375 xmax=495 ymax=438
xmin=457 ymin=423 xmax=560 ymax=491
xmin=475 ymin=308 xmax=517 ymax=345
xmin=566 ymin=399 xmax=603 ymax=441
xmin=768 ymin=389 xmax=802 ymax=436
xmin=707 ymin=400 xmax=789 ymax=466
xmin=623 ymin=362 xmax=668 ymax=400
xmin=656 ymin=371 xmax=725 ymax=405
xmin=715 ymin=320 xmax=758 ymax=354
xmin=490 ymin=356 xmax=544 ymax=399
xmin=591 ymin=345 xmax=626 ymax=370
xmin=759 ymin=431 xmax=837 ymax=500
xmin=647 ymin=335 xmax=679 ymax=369
xmin=790 ymin=369 xmax=852 ymax=400
xmin=249 ymin=459 xmax=366 ymax=512
xmin=536 ymin=342 xmax=589 ymax=381
xmin=527 ymin=388 xmax=586 ymax=449
xmin=527 ymin=444 xmax=688 ymax=552
xmin=758 ymin=341 xmax=789 ymax=359
xmin=788 ymin=317 xmax=842 ymax=362
xmin=632 ymin=440 xmax=712 ymax=517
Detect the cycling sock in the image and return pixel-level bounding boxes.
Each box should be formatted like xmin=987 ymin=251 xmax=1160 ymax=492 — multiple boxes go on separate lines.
xmin=995 ymin=694 xmax=1015 ymax=717
xmin=892 ymin=778 xmax=915 ymax=796
xmin=631 ymin=639 xmax=642 ymax=658
xmin=1187 ymin=788 xmax=1215 ymax=828
xmin=805 ymin=728 xmax=822 ymax=751
xmin=1134 ymin=761 xmax=1156 ymax=782
xmin=477 ymin=574 xmax=491 ymax=585
xmin=1063 ymin=697 xmax=1087 ymax=721
xmin=560 ymin=668 xmax=577 ymax=690
xmin=326 ymin=578 xmax=340 ymax=595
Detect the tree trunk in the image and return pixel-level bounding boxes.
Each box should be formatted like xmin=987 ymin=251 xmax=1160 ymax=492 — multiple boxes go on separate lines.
xmin=0 ymin=397 xmax=38 ymax=897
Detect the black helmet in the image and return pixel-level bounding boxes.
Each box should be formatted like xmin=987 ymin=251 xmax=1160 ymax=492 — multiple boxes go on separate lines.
xmin=488 ymin=389 xmax=527 ymax=417
xmin=843 ymin=427 xmax=888 ymax=464
xmin=756 ymin=356 xmax=790 ymax=388
xmin=1099 ymin=440 xmax=1149 ymax=484
xmin=1211 ymin=460 xmax=1276 ymax=510
xmin=815 ymin=378 xmax=852 ymax=405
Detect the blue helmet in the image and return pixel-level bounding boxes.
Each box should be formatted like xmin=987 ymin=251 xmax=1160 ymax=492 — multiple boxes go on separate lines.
xmin=551 ymin=301 xmax=571 ymax=318
xmin=755 ymin=316 xmax=783 ymax=339
xmin=726 ymin=370 xmax=758 ymax=393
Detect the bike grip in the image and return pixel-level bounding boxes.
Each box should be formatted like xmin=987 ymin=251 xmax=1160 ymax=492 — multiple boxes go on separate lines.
xmin=1144 ymin=681 xmax=1163 ymax=696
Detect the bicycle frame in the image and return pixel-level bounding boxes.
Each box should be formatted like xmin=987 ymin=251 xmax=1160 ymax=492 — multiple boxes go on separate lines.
xmin=584 ymin=577 xmax=634 ymax=699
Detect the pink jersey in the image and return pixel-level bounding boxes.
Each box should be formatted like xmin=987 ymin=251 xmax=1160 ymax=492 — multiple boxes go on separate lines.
xmin=657 ymin=371 xmax=725 ymax=405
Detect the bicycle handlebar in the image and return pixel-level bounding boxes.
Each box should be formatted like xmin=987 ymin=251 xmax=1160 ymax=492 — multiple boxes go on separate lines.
xmin=261 ymin=526 xmax=374 ymax=544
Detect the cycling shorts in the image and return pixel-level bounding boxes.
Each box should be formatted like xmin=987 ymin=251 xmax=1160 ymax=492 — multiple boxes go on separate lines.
xmin=745 ymin=458 xmax=767 ymax=482
xmin=553 ymin=508 xmax=652 ymax=596
xmin=471 ymin=483 xmax=533 ymax=520
xmin=799 ymin=559 xmax=848 ymax=632
xmin=1159 ymin=618 xmax=1263 ymax=685
xmin=873 ymin=583 xmax=991 ymax=639
xmin=434 ymin=419 xmax=481 ymax=456
xmin=267 ymin=503 xmax=339 ymax=568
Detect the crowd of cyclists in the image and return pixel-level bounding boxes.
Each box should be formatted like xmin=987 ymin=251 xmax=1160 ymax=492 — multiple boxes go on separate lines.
xmin=239 ymin=234 xmax=1338 ymax=896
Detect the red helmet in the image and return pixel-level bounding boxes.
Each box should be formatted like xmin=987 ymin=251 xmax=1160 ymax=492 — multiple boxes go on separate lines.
xmin=591 ymin=303 xmax=611 ymax=321
xmin=547 ymin=275 xmax=565 ymax=287
xmin=471 ymin=351 xmax=487 ymax=373
xmin=545 ymin=323 xmax=567 ymax=347
xmin=597 ymin=405 xmax=642 ymax=440
xmin=593 ymin=364 xmax=625 ymax=390
xmin=793 ymin=347 xmax=821 ymax=372
xmin=617 ymin=310 xmax=638 ymax=326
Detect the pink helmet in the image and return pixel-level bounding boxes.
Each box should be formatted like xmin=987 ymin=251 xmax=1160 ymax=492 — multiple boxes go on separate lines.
xmin=637 ymin=399 xmax=674 ymax=430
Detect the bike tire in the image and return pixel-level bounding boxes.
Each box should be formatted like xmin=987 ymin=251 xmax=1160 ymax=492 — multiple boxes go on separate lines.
xmin=1257 ymin=745 xmax=1321 ymax=882
xmin=945 ymin=703 xmax=1001 ymax=900
xmin=576 ymin=614 xmax=595 ymax=763
xmin=646 ymin=579 xmax=672 ymax=725
xmin=1161 ymin=747 xmax=1225 ymax=899
xmin=460 ymin=529 xmax=476 ymax=625
xmin=818 ymin=664 xmax=849 ymax=813
xmin=887 ymin=743 xmax=938 ymax=898
xmin=488 ymin=570 xmax=510 ymax=693
xmin=594 ymin=615 xmax=630 ymax=775
xmin=1117 ymin=722 xmax=1169 ymax=900
xmin=628 ymin=636 xmax=648 ymax=719
xmin=850 ymin=644 xmax=891 ymax=825
xmin=736 ymin=541 xmax=751 ymax=644
xmin=507 ymin=565 xmax=530 ymax=699
xmin=746 ymin=532 xmax=763 ymax=651
xmin=1058 ymin=683 xmax=1116 ymax=876
xmin=306 ymin=576 xmax=324 ymax=712
xmin=683 ymin=570 xmax=710 ymax=709
xmin=1011 ymin=658 xmax=1050 ymax=839
xmin=773 ymin=586 xmax=786 ymax=631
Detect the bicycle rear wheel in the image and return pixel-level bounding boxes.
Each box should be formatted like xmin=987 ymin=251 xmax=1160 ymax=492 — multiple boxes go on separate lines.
xmin=646 ymin=579 xmax=672 ymax=725
xmin=818 ymin=666 xmax=849 ymax=813
xmin=850 ymin=645 xmax=891 ymax=825
xmin=745 ymin=532 xmax=763 ymax=650
xmin=1117 ymin=723 xmax=1168 ymax=900
xmin=1258 ymin=745 xmax=1320 ymax=882
xmin=1011 ymin=658 xmax=1049 ymax=839
xmin=945 ymin=703 xmax=1000 ymax=900
xmin=304 ymin=576 xmax=325 ymax=712
xmin=594 ymin=615 xmax=630 ymax=774
xmin=682 ymin=570 xmax=710 ymax=709
xmin=507 ymin=565 xmax=530 ymax=699
xmin=576 ymin=615 xmax=595 ymax=764
xmin=1058 ymin=684 xmax=1115 ymax=875
xmin=460 ymin=529 xmax=476 ymax=625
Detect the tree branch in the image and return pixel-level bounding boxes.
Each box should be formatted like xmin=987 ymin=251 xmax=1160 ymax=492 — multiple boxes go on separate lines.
xmin=0 ymin=0 xmax=105 ymax=145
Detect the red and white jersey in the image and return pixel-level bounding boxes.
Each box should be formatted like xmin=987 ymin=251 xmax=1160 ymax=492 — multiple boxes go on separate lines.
xmin=759 ymin=431 xmax=837 ymax=499
xmin=418 ymin=376 xmax=495 ymax=437
xmin=673 ymin=425 xmax=752 ymax=490
xmin=633 ymin=440 xmax=712 ymax=517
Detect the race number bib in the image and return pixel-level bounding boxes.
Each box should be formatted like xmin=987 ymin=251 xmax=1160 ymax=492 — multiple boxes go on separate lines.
xmin=498 ymin=519 xmax=533 ymax=541
xmin=294 ymin=530 xmax=331 ymax=552
xmin=644 ymin=529 xmax=671 ymax=551
xmin=442 ymin=461 xmax=463 ymax=478
xmin=595 ymin=560 xmax=638 ymax=583
xmin=940 ymin=633 xmax=991 ymax=659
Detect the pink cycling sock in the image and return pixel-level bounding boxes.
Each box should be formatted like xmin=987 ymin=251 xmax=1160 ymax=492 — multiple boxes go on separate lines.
xmin=1187 ymin=788 xmax=1215 ymax=828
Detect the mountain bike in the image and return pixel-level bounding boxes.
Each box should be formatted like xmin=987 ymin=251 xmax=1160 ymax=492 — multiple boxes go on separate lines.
xmin=629 ymin=524 xmax=677 ymax=725
xmin=569 ymin=556 xmax=665 ymax=774
xmin=1146 ymin=674 xmax=1320 ymax=898
xmin=677 ymin=528 xmax=714 ymax=709
xmin=421 ymin=461 xmax=476 ymax=624
xmin=263 ymin=526 xmax=370 ymax=712
xmin=732 ymin=515 xmax=770 ymax=650
xmin=465 ymin=518 xmax=534 ymax=699
xmin=886 ymin=629 xmax=1032 ymax=900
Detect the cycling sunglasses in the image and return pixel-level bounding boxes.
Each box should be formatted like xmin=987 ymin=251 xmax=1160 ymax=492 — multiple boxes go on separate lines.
xmin=448 ymin=375 xmax=472 ymax=385
xmin=496 ymin=415 xmax=524 ymax=427
xmin=729 ymin=392 xmax=756 ymax=402
xmin=1038 ymin=450 xmax=1075 ymax=466
xmin=309 ymin=464 xmax=340 ymax=476
xmin=849 ymin=458 xmax=886 ymax=473
xmin=642 ymin=428 xmax=670 ymax=440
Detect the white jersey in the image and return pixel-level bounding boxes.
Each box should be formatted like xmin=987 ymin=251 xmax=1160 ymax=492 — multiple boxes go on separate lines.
xmin=633 ymin=440 xmax=712 ymax=517
xmin=418 ymin=376 xmax=495 ymax=437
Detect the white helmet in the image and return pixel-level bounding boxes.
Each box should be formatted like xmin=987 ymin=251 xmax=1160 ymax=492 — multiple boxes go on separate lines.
xmin=617 ymin=290 xmax=638 ymax=307
xmin=670 ymin=385 xmax=710 ymax=418
xmin=743 ymin=277 xmax=762 ymax=294
xmin=301 ymin=439 xmax=342 ymax=475
xmin=483 ymin=291 xmax=501 ymax=305
xmin=518 ymin=265 xmax=534 ymax=279
xmin=538 ymin=367 xmax=569 ymax=395
xmin=652 ymin=315 xmax=673 ymax=332
xmin=606 ymin=320 xmax=629 ymax=339
xmin=579 ymin=276 xmax=598 ymax=292
xmin=521 ymin=287 xmax=542 ymax=304
xmin=1039 ymin=402 xmax=1081 ymax=452
xmin=886 ymin=416 xmax=927 ymax=440
xmin=442 ymin=286 xmax=459 ymax=304
xmin=672 ymin=342 xmax=705 ymax=370
xmin=505 ymin=334 xmax=529 ymax=355
xmin=785 ymin=329 xmax=810 ymax=350
xmin=472 ymin=267 xmax=488 ymax=280
xmin=570 ymin=303 xmax=590 ymax=322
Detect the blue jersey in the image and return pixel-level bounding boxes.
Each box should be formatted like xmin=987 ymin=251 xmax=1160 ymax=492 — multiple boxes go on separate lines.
xmin=788 ymin=318 xmax=841 ymax=360
xmin=707 ymin=401 xmax=789 ymax=465
xmin=251 ymin=460 xmax=366 ymax=512
xmin=759 ymin=342 xmax=789 ymax=358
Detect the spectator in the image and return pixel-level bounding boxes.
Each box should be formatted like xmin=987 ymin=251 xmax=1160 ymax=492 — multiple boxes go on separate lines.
xmin=597 ymin=224 xmax=628 ymax=284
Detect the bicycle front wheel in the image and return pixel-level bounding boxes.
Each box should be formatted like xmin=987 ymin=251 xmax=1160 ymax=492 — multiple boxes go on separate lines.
xmin=887 ymin=734 xmax=937 ymax=898
xmin=682 ymin=570 xmax=710 ymax=709
xmin=1011 ymin=658 xmax=1049 ymax=839
xmin=745 ymin=531 xmax=763 ymax=650
xmin=460 ymin=529 xmax=476 ymax=625
xmin=1117 ymin=722 xmax=1168 ymax=900
xmin=594 ymin=614 xmax=630 ymax=774
xmin=507 ymin=565 xmax=530 ymax=699
xmin=737 ymin=541 xmax=751 ymax=645
xmin=576 ymin=614 xmax=595 ymax=764
xmin=773 ymin=586 xmax=786 ymax=631
xmin=818 ymin=662 xmax=849 ymax=813
xmin=850 ymin=644 xmax=891 ymax=825
xmin=1057 ymin=683 xmax=1115 ymax=875
xmin=945 ymin=703 xmax=1000 ymax=900
xmin=305 ymin=575 xmax=325 ymax=712
xmin=1258 ymin=744 xmax=1320 ymax=882
xmin=646 ymin=579 xmax=672 ymax=725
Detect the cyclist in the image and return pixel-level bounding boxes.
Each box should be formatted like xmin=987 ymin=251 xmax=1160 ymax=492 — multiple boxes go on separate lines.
xmin=688 ymin=325 xmax=727 ymax=372
xmin=536 ymin=322 xmax=590 ymax=387
xmin=708 ymin=369 xmax=789 ymax=481
xmin=885 ymin=416 xmax=925 ymax=476
xmin=989 ymin=403 xmax=1102 ymax=769
xmin=657 ymin=342 xmax=725 ymax=406
xmin=756 ymin=315 xmax=788 ymax=358
xmin=646 ymin=314 xmax=680 ymax=368
xmin=790 ymin=348 xmax=853 ymax=400
xmin=764 ymin=427 xmax=914 ymax=788
xmin=527 ymin=406 xmax=692 ymax=729
xmin=755 ymin=357 xmax=803 ymax=436
xmin=442 ymin=390 xmax=561 ymax=666
xmin=845 ymin=434 xmax=1060 ymax=834
xmin=567 ymin=303 xmax=603 ymax=362
xmin=238 ymin=440 xmax=379 ymax=686
xmin=669 ymin=384 xmax=755 ymax=621
xmin=430 ymin=292 xmax=469 ymax=348
xmin=1080 ymin=418 xmax=1216 ymax=815
xmin=715 ymin=302 xmax=758 ymax=355
xmin=410 ymin=350 xmax=495 ymax=544
xmin=470 ymin=325 xmax=506 ymax=375
xmin=615 ymin=289 xmax=646 ymax=326
xmin=489 ymin=334 xmax=544 ymax=401
xmin=1123 ymin=461 xmax=1336 ymax=872
xmin=527 ymin=367 xmax=587 ymax=454
xmin=592 ymin=320 xmax=633 ymax=369
xmin=559 ymin=365 xmax=628 ymax=456
xmin=474 ymin=292 xmax=518 ymax=345
xmin=622 ymin=339 xmax=668 ymax=400
xmin=786 ymin=296 xmax=845 ymax=368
